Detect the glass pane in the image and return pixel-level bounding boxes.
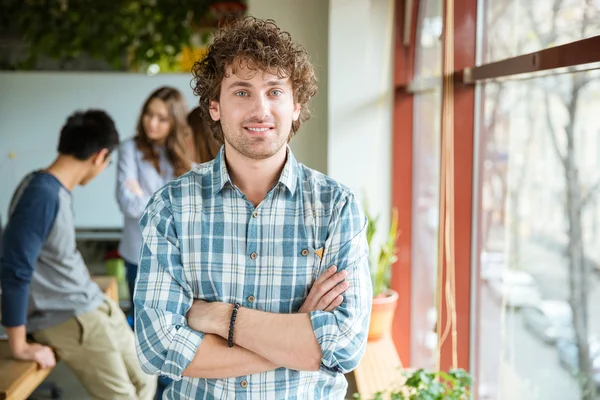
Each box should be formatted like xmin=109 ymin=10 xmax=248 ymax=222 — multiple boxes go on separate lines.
xmin=414 ymin=0 xmax=443 ymax=79
xmin=474 ymin=68 xmax=600 ymax=399
xmin=411 ymin=0 xmax=443 ymax=369
xmin=483 ymin=0 xmax=600 ymax=63
xmin=411 ymin=86 xmax=442 ymax=369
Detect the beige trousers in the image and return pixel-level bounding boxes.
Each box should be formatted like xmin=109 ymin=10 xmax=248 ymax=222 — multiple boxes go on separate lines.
xmin=32 ymin=298 xmax=157 ymax=400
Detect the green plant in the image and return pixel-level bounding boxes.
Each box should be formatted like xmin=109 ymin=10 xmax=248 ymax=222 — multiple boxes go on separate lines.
xmin=354 ymin=368 xmax=472 ymax=400
xmin=365 ymin=204 xmax=400 ymax=297
xmin=1 ymin=0 xmax=246 ymax=70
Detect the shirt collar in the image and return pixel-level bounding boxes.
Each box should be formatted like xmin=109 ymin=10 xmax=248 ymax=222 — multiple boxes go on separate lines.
xmin=213 ymin=146 xmax=298 ymax=195
xmin=278 ymin=147 xmax=298 ymax=195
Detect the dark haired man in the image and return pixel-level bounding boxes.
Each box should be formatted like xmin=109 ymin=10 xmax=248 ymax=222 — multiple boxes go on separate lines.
xmin=1 ymin=110 xmax=156 ymax=399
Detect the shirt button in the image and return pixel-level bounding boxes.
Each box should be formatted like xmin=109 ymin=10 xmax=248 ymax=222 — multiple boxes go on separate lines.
xmin=301 ymin=249 xmax=309 ymax=256
xmin=240 ymin=380 xmax=248 ymax=388
xmin=252 ymin=211 xmax=259 ymax=218
xmin=247 ymin=295 xmax=255 ymax=303
xmin=250 ymin=252 xmax=258 ymax=260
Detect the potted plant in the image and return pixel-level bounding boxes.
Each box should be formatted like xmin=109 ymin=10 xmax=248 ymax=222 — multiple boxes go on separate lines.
xmin=354 ymin=368 xmax=472 ymax=400
xmin=365 ymin=205 xmax=400 ymax=341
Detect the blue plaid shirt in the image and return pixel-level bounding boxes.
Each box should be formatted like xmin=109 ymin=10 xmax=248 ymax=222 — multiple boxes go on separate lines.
xmin=135 ymin=147 xmax=372 ymax=399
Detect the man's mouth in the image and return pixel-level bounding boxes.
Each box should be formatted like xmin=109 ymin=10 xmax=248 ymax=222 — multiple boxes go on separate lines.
xmin=244 ymin=124 xmax=275 ymax=135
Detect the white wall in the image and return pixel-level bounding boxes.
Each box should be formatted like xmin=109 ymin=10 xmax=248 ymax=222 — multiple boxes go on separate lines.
xmin=0 ymin=72 xmax=198 ymax=229
xmin=248 ymin=0 xmax=329 ymax=173
xmin=328 ymin=0 xmax=394 ymax=243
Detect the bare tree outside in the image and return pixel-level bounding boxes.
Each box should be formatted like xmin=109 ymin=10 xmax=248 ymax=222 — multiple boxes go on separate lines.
xmin=523 ymin=1 xmax=600 ymax=397
xmin=478 ymin=0 xmax=600 ymax=399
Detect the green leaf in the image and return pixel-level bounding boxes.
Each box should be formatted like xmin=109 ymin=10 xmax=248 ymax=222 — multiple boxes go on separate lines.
xmin=6 ymin=0 xmax=247 ymax=71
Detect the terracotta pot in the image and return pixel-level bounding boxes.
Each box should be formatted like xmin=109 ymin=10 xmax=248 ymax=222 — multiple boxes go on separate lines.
xmin=368 ymin=289 xmax=399 ymax=341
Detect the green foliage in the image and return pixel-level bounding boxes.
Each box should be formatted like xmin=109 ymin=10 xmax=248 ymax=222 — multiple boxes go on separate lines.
xmin=1 ymin=0 xmax=245 ymax=70
xmin=364 ymin=203 xmax=400 ymax=296
xmin=354 ymin=368 xmax=472 ymax=400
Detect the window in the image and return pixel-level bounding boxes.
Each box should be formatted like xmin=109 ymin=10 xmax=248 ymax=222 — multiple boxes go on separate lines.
xmin=483 ymin=0 xmax=600 ymax=63
xmin=410 ymin=0 xmax=443 ymax=369
xmin=395 ymin=1 xmax=600 ymax=397
xmin=475 ymin=67 xmax=600 ymax=399
xmin=470 ymin=1 xmax=600 ymax=397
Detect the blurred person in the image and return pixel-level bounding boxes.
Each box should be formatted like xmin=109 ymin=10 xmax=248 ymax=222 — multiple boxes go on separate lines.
xmin=116 ymin=87 xmax=191 ymax=400
xmin=116 ymin=86 xmax=191 ymax=319
xmin=1 ymin=110 xmax=156 ymax=400
xmin=186 ymin=106 xmax=222 ymax=164
xmin=135 ymin=17 xmax=372 ymax=399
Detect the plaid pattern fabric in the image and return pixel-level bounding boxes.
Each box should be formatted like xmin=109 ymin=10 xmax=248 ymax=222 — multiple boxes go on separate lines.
xmin=135 ymin=147 xmax=372 ymax=399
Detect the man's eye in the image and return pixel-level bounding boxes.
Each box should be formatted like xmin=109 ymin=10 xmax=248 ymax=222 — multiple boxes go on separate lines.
xmin=270 ymin=90 xmax=283 ymax=96
xmin=235 ymin=91 xmax=249 ymax=97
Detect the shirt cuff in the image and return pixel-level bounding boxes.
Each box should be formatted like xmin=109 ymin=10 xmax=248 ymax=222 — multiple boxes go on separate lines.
xmin=309 ymin=310 xmax=342 ymax=373
xmin=162 ymin=325 xmax=205 ymax=380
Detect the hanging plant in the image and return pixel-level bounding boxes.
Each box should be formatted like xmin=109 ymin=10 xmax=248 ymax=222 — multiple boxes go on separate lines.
xmin=1 ymin=0 xmax=246 ymax=71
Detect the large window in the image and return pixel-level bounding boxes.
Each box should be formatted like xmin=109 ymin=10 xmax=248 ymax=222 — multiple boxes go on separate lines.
xmin=395 ymin=1 xmax=600 ymax=398
xmin=476 ymin=68 xmax=600 ymax=399
xmin=474 ymin=1 xmax=600 ymax=398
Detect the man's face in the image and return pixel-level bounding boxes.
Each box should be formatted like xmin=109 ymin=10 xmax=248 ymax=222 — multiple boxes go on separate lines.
xmin=80 ymin=150 xmax=111 ymax=186
xmin=209 ymin=64 xmax=301 ymax=160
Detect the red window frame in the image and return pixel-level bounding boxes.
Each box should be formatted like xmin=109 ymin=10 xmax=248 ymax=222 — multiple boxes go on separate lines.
xmin=392 ymin=0 xmax=600 ymax=378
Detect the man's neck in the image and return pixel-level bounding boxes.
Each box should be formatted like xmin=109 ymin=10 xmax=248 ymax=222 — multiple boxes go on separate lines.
xmin=44 ymin=155 xmax=89 ymax=191
xmin=225 ymin=145 xmax=287 ymax=207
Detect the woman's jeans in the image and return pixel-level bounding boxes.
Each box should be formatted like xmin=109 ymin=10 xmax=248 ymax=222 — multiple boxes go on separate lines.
xmin=124 ymin=260 xmax=138 ymax=315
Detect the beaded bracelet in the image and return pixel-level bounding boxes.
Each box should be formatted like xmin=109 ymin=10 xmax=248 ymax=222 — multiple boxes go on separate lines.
xmin=228 ymin=303 xmax=241 ymax=348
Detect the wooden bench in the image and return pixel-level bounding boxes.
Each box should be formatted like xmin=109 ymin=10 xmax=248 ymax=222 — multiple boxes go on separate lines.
xmin=0 ymin=276 xmax=118 ymax=400
xmin=352 ymin=335 xmax=404 ymax=399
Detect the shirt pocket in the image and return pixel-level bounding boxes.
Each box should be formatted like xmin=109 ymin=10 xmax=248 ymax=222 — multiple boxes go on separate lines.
xmin=271 ymin=243 xmax=324 ymax=313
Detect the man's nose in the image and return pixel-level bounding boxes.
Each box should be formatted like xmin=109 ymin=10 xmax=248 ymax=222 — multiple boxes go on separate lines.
xmin=249 ymin=95 xmax=270 ymax=119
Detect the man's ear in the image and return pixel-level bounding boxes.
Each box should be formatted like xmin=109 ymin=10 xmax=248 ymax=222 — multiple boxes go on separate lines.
xmin=92 ymin=148 xmax=110 ymax=166
xmin=209 ymin=100 xmax=221 ymax=121
xmin=292 ymin=103 xmax=301 ymax=122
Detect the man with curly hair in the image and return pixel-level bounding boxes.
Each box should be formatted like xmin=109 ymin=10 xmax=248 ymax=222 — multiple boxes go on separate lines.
xmin=135 ymin=17 xmax=372 ymax=399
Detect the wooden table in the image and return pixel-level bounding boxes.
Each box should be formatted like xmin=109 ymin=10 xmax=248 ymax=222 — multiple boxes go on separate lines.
xmin=352 ymin=335 xmax=404 ymax=399
xmin=0 ymin=276 xmax=117 ymax=400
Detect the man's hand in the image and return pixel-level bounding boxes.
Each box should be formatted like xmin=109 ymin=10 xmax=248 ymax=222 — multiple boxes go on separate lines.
xmin=12 ymin=343 xmax=56 ymax=369
xmin=298 ymin=265 xmax=349 ymax=313
xmin=186 ymin=264 xmax=348 ymax=333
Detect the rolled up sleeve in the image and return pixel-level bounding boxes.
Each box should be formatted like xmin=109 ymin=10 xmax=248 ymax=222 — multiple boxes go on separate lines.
xmin=309 ymin=195 xmax=372 ymax=374
xmin=135 ymin=189 xmax=203 ymax=380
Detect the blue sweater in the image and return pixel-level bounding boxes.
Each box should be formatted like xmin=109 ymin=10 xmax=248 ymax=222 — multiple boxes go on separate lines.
xmin=1 ymin=172 xmax=104 ymax=332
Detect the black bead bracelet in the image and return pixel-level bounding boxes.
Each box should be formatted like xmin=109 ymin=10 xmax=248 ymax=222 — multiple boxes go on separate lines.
xmin=227 ymin=303 xmax=241 ymax=348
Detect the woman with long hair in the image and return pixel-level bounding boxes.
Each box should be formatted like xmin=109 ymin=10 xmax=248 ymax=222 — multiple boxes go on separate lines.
xmin=116 ymin=86 xmax=191 ymax=317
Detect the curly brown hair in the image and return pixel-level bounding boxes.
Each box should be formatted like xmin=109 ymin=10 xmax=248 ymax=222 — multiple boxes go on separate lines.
xmin=191 ymin=16 xmax=318 ymax=143
xmin=134 ymin=87 xmax=191 ymax=177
